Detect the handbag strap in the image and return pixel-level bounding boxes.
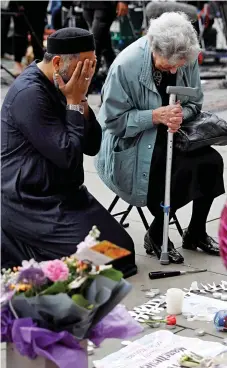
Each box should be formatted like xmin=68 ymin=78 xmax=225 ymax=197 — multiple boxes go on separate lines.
xmin=182 ymin=73 xmax=188 ymax=87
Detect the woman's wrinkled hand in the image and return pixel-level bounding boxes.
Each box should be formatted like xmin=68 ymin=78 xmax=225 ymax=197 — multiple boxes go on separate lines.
xmin=153 ymin=101 xmax=183 ymax=133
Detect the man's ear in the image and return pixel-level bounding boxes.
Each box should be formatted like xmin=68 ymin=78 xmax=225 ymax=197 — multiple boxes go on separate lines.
xmin=52 ymin=55 xmax=61 ymax=73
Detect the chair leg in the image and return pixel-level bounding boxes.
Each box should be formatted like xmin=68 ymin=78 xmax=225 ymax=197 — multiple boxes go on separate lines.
xmin=108 ymin=195 xmax=119 ymax=213
xmin=119 ymin=205 xmax=133 ymax=228
xmin=172 ymin=213 xmax=183 ymax=237
xmin=137 ymin=207 xmax=149 ymax=230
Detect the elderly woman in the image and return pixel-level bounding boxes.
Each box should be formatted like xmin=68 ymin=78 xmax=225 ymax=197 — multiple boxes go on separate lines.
xmin=96 ymin=12 xmax=225 ymax=264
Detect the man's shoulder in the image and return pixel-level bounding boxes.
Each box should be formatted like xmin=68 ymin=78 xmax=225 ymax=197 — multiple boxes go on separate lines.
xmin=4 ymin=69 xmax=45 ymax=108
xmin=5 ymin=66 xmax=35 ymax=95
xmin=2 ymin=83 xmax=41 ymax=112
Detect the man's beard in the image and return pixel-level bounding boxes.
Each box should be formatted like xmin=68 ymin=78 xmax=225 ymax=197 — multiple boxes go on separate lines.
xmin=53 ymin=68 xmax=70 ymax=89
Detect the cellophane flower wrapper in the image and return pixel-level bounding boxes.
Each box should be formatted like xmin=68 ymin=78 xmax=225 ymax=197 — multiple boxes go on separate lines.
xmin=89 ymin=304 xmax=143 ymax=346
xmin=11 ymin=275 xmax=132 ymax=339
xmin=200 ymin=352 xmax=227 ymax=367
xmin=1 ymin=306 xmax=14 ymax=342
xmin=1 ymin=303 xmax=143 ymax=368
xmin=11 ymin=317 xmax=88 ymax=368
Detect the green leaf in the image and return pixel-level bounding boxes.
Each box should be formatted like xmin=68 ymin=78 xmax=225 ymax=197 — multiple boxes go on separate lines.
xmin=40 ymin=281 xmax=67 ymax=295
xmin=72 ymin=294 xmax=94 ymax=309
xmin=24 ymin=289 xmax=36 ymax=297
xmin=100 ymin=268 xmax=123 ymax=282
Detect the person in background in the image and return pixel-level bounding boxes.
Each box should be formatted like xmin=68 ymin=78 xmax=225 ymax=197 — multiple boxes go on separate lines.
xmin=96 ymin=12 xmax=225 ymax=264
xmin=219 ymin=201 xmax=227 ymax=269
xmin=10 ymin=1 xmax=49 ymax=76
xmin=81 ymin=1 xmax=129 ymax=91
xmin=1 ymin=27 xmax=136 ymax=278
xmin=50 ymin=0 xmax=62 ymax=30
xmin=1 ymin=1 xmax=12 ymax=58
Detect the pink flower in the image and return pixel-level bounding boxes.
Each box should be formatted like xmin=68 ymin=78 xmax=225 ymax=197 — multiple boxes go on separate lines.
xmin=42 ymin=260 xmax=69 ymax=282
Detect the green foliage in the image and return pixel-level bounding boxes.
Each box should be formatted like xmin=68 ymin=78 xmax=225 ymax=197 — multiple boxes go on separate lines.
xmin=72 ymin=294 xmax=94 ymax=310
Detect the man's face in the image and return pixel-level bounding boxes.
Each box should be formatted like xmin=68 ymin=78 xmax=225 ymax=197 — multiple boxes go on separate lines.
xmin=58 ymin=51 xmax=96 ymax=83
xmin=153 ymin=54 xmax=186 ymax=74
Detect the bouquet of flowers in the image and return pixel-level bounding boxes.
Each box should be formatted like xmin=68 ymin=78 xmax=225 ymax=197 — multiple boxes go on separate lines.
xmin=1 ymin=227 xmax=143 ymax=368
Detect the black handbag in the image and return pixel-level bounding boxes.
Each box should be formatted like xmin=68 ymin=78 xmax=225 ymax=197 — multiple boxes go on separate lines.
xmin=174 ymin=111 xmax=227 ymax=152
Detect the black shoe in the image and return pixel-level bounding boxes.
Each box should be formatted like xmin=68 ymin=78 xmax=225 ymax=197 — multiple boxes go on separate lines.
xmin=144 ymin=231 xmax=155 ymax=255
xmin=182 ymin=229 xmax=220 ymax=256
xmin=144 ymin=231 xmax=184 ymax=264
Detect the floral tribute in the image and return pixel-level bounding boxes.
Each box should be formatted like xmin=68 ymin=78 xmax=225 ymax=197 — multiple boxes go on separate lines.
xmin=1 ymin=227 xmax=143 ymax=368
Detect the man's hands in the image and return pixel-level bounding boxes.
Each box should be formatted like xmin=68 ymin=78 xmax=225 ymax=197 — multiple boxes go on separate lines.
xmin=55 ymin=59 xmax=96 ymax=105
xmin=153 ymin=102 xmax=183 ymax=133
xmin=116 ymin=2 xmax=128 ymax=17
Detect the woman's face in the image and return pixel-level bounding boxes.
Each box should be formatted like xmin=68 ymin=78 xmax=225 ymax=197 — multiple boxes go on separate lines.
xmin=153 ymin=53 xmax=186 ymax=74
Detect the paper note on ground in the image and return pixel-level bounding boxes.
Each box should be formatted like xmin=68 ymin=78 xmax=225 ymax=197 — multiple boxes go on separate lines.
xmin=183 ymin=294 xmax=227 ymax=321
xmin=93 ymin=330 xmax=226 ymax=368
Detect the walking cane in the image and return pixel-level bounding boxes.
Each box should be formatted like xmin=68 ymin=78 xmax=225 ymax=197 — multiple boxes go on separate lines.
xmin=160 ymin=86 xmax=199 ymax=265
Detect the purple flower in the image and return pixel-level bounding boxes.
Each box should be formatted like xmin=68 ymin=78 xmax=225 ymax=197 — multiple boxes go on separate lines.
xmin=17 ymin=267 xmax=47 ymax=286
xmin=1 ymin=306 xmax=15 ymax=343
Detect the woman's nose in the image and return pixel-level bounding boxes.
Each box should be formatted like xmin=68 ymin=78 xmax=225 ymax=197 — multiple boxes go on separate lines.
xmin=170 ymin=67 xmax=177 ymax=74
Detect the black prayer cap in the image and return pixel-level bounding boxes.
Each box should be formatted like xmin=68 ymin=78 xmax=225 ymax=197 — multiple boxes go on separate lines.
xmin=47 ymin=27 xmax=95 ymax=54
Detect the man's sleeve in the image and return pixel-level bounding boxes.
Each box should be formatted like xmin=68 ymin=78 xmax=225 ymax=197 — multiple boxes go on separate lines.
xmin=83 ymin=107 xmax=102 ymax=156
xmin=98 ymin=65 xmax=154 ymax=138
xmin=11 ymin=86 xmax=87 ymax=170
xmin=182 ymin=59 xmax=204 ymax=121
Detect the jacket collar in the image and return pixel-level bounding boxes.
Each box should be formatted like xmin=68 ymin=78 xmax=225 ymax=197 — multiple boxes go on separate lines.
xmin=139 ymin=37 xmax=186 ymax=91
xmin=139 ymin=37 xmax=155 ymax=91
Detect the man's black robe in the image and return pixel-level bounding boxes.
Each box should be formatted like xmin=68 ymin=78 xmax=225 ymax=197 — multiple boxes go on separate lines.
xmin=1 ymin=61 xmax=136 ymax=276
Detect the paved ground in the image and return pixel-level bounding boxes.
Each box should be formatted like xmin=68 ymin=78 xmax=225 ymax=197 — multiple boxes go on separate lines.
xmin=1 ymin=59 xmax=227 ymax=367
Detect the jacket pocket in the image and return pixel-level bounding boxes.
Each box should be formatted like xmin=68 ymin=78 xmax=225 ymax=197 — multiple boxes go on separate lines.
xmin=112 ymin=145 xmax=137 ymax=195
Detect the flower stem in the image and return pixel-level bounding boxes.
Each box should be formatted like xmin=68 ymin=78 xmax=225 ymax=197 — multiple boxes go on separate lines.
xmin=141 ymin=320 xmax=166 ymax=324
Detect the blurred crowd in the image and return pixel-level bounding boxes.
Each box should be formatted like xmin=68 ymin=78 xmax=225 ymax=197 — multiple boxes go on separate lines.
xmin=1 ymin=1 xmax=222 ymax=91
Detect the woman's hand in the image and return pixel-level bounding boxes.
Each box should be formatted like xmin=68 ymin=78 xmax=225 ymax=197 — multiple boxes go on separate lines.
xmin=55 ymin=59 xmax=96 ymax=105
xmin=153 ymin=102 xmax=183 ymax=133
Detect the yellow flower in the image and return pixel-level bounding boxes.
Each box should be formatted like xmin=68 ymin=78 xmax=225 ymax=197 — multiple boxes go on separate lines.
xmin=17 ymin=284 xmax=32 ymax=291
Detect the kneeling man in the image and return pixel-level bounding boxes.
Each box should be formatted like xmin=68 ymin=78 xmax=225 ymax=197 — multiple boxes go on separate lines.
xmin=1 ymin=27 xmax=136 ymax=277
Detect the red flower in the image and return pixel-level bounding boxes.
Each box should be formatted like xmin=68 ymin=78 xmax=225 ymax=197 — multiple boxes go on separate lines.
xmin=166 ymin=315 xmax=176 ymax=325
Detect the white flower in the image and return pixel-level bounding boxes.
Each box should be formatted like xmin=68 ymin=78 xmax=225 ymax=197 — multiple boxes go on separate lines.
xmin=89 ymin=226 xmax=101 ymax=240
xmin=76 ymin=233 xmax=98 ymax=255
xmin=21 ymin=258 xmax=40 ymax=270
xmin=68 ymin=276 xmax=88 ymax=289
xmin=84 ymin=234 xmax=98 ymax=247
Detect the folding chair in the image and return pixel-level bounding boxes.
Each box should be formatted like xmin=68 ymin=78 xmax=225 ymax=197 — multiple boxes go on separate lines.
xmin=108 ymin=195 xmax=183 ymax=237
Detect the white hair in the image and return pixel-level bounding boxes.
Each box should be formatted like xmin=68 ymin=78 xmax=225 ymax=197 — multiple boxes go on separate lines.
xmin=147 ymin=12 xmax=200 ymax=64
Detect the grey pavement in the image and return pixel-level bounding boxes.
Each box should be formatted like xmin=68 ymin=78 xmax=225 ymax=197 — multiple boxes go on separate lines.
xmin=1 ymin=59 xmax=227 ymax=367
